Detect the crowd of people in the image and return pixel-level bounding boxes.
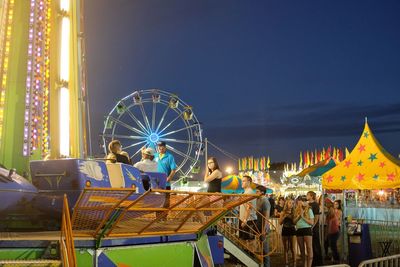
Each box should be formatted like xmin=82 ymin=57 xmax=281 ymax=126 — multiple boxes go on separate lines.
xmin=269 ymin=193 xmax=343 ymax=267
xmin=105 ymin=144 xmax=344 ymax=267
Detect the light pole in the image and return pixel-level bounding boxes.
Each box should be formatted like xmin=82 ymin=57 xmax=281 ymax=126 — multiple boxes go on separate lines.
xmin=204 ymin=137 xmax=208 ymax=172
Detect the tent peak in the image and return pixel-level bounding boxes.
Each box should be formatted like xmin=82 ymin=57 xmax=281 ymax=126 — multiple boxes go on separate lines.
xmin=365 ymin=117 xmax=368 ymax=123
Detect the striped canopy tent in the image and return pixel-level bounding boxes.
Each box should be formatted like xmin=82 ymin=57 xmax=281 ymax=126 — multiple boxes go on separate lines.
xmin=297 ymin=157 xmax=338 ymax=178
xmin=221 ymin=175 xmax=273 ymax=194
xmin=322 ymin=120 xmax=400 ymax=190
xmin=221 ymin=175 xmax=243 ymax=193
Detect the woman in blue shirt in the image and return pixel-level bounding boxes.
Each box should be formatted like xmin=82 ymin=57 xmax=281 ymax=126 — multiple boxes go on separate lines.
xmin=294 ymin=196 xmax=314 ymax=267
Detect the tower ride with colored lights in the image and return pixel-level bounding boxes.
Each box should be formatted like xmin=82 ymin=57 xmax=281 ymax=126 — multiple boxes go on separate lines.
xmin=0 ymin=0 xmax=88 ymax=176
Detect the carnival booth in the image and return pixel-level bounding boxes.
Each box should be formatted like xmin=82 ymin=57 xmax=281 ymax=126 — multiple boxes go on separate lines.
xmin=322 ymin=120 xmax=400 ymax=265
xmin=282 ymin=158 xmax=337 ymax=198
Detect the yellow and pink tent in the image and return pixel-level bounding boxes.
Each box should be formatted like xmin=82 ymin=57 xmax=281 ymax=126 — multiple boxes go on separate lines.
xmin=322 ymin=120 xmax=400 ymax=190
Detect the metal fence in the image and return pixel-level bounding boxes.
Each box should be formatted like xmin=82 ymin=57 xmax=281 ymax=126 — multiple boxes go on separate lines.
xmin=361 ymin=219 xmax=400 ymax=258
xmin=358 ymin=253 xmax=400 ymax=267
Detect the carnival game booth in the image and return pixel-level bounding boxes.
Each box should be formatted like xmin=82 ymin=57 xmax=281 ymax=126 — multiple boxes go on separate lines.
xmin=322 ymin=120 xmax=400 ymax=264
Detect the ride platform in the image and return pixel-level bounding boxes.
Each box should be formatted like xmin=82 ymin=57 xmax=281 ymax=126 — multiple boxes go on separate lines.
xmin=0 ymin=188 xmax=258 ymax=267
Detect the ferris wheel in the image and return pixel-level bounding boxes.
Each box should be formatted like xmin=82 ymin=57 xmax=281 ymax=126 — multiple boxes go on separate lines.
xmin=102 ymin=89 xmax=203 ymax=177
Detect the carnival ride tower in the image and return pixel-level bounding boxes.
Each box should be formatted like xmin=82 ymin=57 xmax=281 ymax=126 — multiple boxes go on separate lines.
xmin=0 ymin=0 xmax=87 ymax=175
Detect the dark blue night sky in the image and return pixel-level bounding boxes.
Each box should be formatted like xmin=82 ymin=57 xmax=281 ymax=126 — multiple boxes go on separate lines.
xmin=84 ymin=0 xmax=400 ymax=167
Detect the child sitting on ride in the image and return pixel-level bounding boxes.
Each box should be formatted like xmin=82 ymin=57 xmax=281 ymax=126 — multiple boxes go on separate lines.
xmin=106 ymin=140 xmax=132 ymax=165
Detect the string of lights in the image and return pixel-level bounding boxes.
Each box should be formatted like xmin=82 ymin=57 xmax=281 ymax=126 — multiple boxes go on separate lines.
xmin=41 ymin=0 xmax=51 ymax=156
xmin=23 ymin=0 xmax=50 ymax=156
xmin=0 ymin=0 xmax=14 ymax=148
xmin=206 ymin=139 xmax=238 ymax=161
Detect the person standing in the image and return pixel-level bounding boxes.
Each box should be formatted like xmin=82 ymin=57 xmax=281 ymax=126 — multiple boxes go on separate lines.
xmin=326 ymin=206 xmax=340 ymax=264
xmin=204 ymin=157 xmax=222 ymax=192
xmin=239 ymin=176 xmax=257 ymax=247
xmin=274 ymin=196 xmax=285 ymax=218
xmin=198 ymin=157 xmax=223 ymax=227
xmin=333 ymin=200 xmax=342 ymax=228
xmin=268 ymin=194 xmax=276 ymax=218
xmin=307 ymin=191 xmax=323 ymax=266
xmin=256 ymin=185 xmax=271 ymax=267
xmin=294 ymin=196 xmax=314 ymax=267
xmin=154 ymin=141 xmax=177 ymax=215
xmin=154 ymin=141 xmax=177 ymax=190
xmin=279 ymin=198 xmax=296 ymax=267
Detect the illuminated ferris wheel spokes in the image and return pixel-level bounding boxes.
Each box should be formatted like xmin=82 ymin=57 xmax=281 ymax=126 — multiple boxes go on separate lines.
xmin=102 ymin=89 xmax=203 ymax=177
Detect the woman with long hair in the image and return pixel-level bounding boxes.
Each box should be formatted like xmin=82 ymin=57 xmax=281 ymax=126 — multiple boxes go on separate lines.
xmin=334 ymin=200 xmax=342 ymax=228
xmin=275 ymin=196 xmax=285 ymax=218
xmin=197 ymin=157 xmax=223 ymax=225
xmin=204 ymin=157 xmax=222 ymax=193
xmin=106 ymin=140 xmax=131 ymax=164
xmin=279 ymin=198 xmax=296 ymax=267
xmin=294 ymin=196 xmax=314 ymax=267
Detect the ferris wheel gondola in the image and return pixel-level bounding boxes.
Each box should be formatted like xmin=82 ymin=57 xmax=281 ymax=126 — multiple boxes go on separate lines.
xmin=102 ymin=89 xmax=203 ymax=177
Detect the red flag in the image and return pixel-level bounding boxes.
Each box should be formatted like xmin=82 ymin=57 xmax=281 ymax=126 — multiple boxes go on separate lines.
xmin=310 ymin=151 xmax=314 ymax=165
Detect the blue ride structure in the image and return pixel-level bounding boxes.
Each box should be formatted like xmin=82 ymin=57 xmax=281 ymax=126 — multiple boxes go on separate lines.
xmin=0 ymin=159 xmax=167 ymax=229
xmin=0 ymin=166 xmax=37 ymax=214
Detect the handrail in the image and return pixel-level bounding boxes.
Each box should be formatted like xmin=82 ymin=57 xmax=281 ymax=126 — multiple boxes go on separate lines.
xmin=34 ymin=171 xmax=67 ymax=177
xmin=217 ymin=201 xmax=279 ymax=265
xmin=323 ymin=264 xmax=350 ymax=267
xmin=61 ymin=194 xmax=77 ymax=267
xmin=358 ymin=253 xmax=400 ymax=267
xmin=70 ymin=188 xmax=258 ymax=239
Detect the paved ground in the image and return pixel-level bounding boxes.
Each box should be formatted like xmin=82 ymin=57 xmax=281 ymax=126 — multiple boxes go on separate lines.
xmin=224 ymin=253 xmax=293 ymax=267
xmin=225 ymin=253 xmax=343 ymax=266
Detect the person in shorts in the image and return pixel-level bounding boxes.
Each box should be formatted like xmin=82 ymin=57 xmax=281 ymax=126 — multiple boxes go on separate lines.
xmin=239 ymin=176 xmax=257 ymax=246
xmin=279 ymin=198 xmax=296 ymax=267
xmin=294 ymin=195 xmax=314 ymax=267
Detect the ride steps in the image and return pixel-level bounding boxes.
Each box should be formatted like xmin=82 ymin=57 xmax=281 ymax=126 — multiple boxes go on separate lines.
xmin=217 ymin=230 xmax=261 ymax=267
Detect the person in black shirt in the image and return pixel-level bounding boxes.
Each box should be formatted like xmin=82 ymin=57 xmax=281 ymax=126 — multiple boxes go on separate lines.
xmin=307 ymin=191 xmax=323 ymax=266
xmin=204 ymin=157 xmax=222 ymax=192
xmin=279 ymin=198 xmax=296 ymax=267
xmin=268 ymin=195 xmax=276 ymax=217
xmin=274 ymin=196 xmax=285 ymax=217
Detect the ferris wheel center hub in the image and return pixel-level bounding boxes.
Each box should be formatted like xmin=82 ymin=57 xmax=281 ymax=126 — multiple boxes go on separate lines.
xmin=149 ymin=133 xmax=159 ymax=143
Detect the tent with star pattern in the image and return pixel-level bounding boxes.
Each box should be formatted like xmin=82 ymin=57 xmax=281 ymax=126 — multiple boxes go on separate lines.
xmin=322 ymin=120 xmax=400 ymax=190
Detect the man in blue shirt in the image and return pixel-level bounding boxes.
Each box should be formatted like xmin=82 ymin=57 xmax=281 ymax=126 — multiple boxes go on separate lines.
xmin=154 ymin=141 xmax=177 ymax=190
